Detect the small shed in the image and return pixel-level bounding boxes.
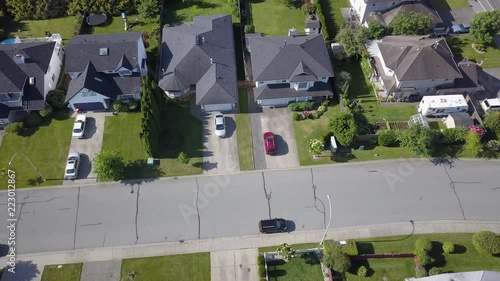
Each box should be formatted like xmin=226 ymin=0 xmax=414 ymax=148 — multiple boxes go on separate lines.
xmin=305 ymin=20 xmax=320 ymax=35
xmin=444 ymin=112 xmax=473 ymax=128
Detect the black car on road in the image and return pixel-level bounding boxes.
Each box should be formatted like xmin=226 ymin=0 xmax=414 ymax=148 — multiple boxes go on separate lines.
xmin=259 ymin=218 xmax=288 ymax=233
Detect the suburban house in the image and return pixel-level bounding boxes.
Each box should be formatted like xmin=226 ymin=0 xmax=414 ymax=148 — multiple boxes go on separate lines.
xmin=366 ymin=36 xmax=483 ymax=101
xmin=245 ymin=29 xmax=334 ymax=107
xmin=65 ymin=32 xmax=147 ymax=111
xmin=158 ymin=14 xmax=238 ymax=112
xmin=349 ymin=0 xmax=409 ymax=24
xmin=0 ymin=34 xmax=63 ymax=126
xmin=367 ymin=1 xmax=442 ymax=28
xmin=405 ymin=270 xmax=500 ymax=281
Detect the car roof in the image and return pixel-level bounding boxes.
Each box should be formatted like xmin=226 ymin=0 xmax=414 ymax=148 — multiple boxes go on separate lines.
xmin=66 ymin=160 xmax=76 ymax=169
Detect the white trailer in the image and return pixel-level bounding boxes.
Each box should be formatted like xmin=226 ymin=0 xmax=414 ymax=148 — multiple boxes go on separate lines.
xmin=418 ymin=95 xmax=468 ymax=117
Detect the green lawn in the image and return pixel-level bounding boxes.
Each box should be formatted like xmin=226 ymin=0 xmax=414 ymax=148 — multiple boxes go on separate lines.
xmin=165 ymin=0 xmax=237 ymax=24
xmin=0 ymin=114 xmax=73 ymax=189
xmin=318 ymin=0 xmax=350 ymax=38
xmin=5 ymin=16 xmax=76 ymax=43
xmin=446 ymin=36 xmax=500 ymax=68
xmin=259 ymin=243 xmax=321 ymax=253
xmin=102 ymin=103 xmax=203 ymax=180
xmin=41 ymin=263 xmax=82 ymax=281
xmin=346 ymin=233 xmax=500 ymax=280
xmin=236 ymin=89 xmax=254 ymax=171
xmin=430 ymin=0 xmax=470 ymax=8
xmin=250 ymin=0 xmax=306 ymax=36
xmin=121 ymin=253 xmax=210 ymax=281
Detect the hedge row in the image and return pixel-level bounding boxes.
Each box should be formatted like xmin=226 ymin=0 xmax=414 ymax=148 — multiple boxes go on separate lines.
xmin=316 ymin=0 xmax=330 ymax=40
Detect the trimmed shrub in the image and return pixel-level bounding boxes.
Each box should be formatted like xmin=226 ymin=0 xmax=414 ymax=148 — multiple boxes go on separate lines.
xmin=357 ymin=265 xmax=368 ymax=277
xmin=323 ymin=243 xmax=352 ymax=273
xmin=439 ymin=127 xmax=468 ymax=144
xmin=292 ymin=112 xmax=303 ymax=121
xmin=443 ymin=242 xmax=455 ymax=254
xmin=287 ymin=101 xmax=315 ymax=111
xmin=311 ymin=111 xmax=320 ymax=119
xmin=177 ymin=151 xmax=190 ymax=165
xmin=415 ymin=266 xmax=428 ymax=278
xmin=113 ymin=101 xmax=124 ymax=112
xmin=415 ymin=238 xmax=433 ymax=252
xmin=24 ymin=111 xmax=42 ymax=127
xmin=128 ymin=100 xmax=139 ymax=111
xmin=258 ymin=264 xmax=266 ymax=277
xmin=321 ymin=100 xmax=330 ymax=107
xmin=39 ymin=107 xmax=53 ymax=118
xmin=4 ymin=122 xmax=24 ymax=134
xmin=415 ymin=249 xmax=432 ymax=267
xmin=318 ymin=105 xmax=327 ymax=113
xmin=486 ymin=140 xmax=500 ymax=151
xmin=429 ymin=267 xmax=443 ymax=276
xmin=302 ymin=111 xmax=311 ymax=119
xmin=244 ymin=24 xmax=255 ymax=33
xmin=257 ymin=255 xmax=265 ymax=266
xmin=472 ymin=231 xmax=500 ymax=255
xmin=46 ymin=89 xmax=67 ymax=109
xmin=377 ymin=130 xmax=398 ymax=146
xmin=302 ymin=2 xmax=316 ymax=15
xmin=316 ymin=0 xmax=330 ymax=40
xmin=342 ymin=240 xmax=359 ymax=256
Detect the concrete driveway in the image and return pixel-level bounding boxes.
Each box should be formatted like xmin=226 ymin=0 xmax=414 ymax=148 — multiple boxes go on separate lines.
xmin=211 ymin=249 xmax=259 ymax=281
xmin=64 ymin=112 xmax=106 ymax=185
xmin=253 ymin=107 xmax=300 ymax=170
xmin=202 ymin=112 xmax=239 ymax=174
xmin=436 ymin=6 xmax=474 ymax=26
xmin=80 ymin=260 xmax=121 ymax=281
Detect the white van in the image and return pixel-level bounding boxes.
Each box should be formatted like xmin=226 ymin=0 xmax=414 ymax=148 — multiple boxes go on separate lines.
xmin=480 ymin=97 xmax=500 ymax=112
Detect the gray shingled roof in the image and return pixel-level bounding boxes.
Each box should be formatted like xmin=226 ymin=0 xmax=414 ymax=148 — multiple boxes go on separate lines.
xmin=306 ymin=20 xmax=320 ymax=29
xmin=0 ymin=41 xmax=56 ymax=108
xmin=66 ymin=62 xmax=117 ymax=101
xmin=246 ymin=34 xmax=334 ymax=81
xmin=447 ymin=112 xmax=473 ymax=127
xmin=255 ymin=82 xmax=333 ymax=99
xmin=371 ymin=2 xmax=442 ymax=27
xmin=65 ymin=32 xmax=142 ymax=73
xmin=377 ymin=36 xmax=462 ymax=81
xmin=159 ymin=15 xmax=238 ymax=105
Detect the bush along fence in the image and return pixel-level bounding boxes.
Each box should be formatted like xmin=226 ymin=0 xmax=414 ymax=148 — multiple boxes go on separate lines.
xmin=290 ymin=100 xmax=330 ymax=121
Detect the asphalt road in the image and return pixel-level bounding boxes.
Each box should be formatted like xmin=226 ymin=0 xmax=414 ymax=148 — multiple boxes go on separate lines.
xmin=1 ymin=159 xmax=500 ymax=255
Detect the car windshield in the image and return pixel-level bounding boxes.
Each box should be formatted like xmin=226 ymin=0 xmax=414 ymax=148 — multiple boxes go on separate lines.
xmin=459 ymin=24 xmax=465 ymax=29
xmin=268 ymin=149 xmax=276 ymax=153
xmin=73 ymin=128 xmax=82 ymax=133
xmin=66 ymin=169 xmax=75 ymax=174
xmin=216 ymin=124 xmax=224 ymax=130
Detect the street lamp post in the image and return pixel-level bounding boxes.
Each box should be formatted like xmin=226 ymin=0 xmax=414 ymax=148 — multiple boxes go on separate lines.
xmin=320 ymin=194 xmax=332 ymax=246
xmin=8 ymin=152 xmax=46 ymax=182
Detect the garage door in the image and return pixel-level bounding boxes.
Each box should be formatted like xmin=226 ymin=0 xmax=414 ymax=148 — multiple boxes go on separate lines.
xmin=259 ymin=98 xmax=290 ymax=107
xmin=73 ymin=102 xmax=105 ymax=111
xmin=202 ymin=103 xmax=233 ymax=112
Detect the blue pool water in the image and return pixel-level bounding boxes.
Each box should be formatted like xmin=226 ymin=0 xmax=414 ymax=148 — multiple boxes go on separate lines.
xmin=1 ymin=38 xmax=16 ymax=44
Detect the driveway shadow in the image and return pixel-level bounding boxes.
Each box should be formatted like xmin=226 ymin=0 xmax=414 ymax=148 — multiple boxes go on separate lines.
xmin=83 ymin=117 xmax=97 ymax=139
xmin=224 ymin=116 xmax=236 ymax=138
xmin=78 ymin=153 xmax=92 ymax=179
xmin=274 ymin=134 xmax=289 ymax=156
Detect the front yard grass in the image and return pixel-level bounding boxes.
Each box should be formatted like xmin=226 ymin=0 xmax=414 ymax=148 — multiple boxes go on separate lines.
xmin=120 ymin=253 xmax=210 ymax=281
xmin=430 ymin=0 xmax=470 ymax=8
xmin=236 ymin=89 xmax=254 ymax=170
xmin=446 ymin=36 xmax=500 ymax=68
xmin=250 ymin=0 xmax=305 ymax=36
xmin=0 ymin=113 xmax=73 ymax=189
xmin=346 ymin=233 xmax=500 ymax=280
xmin=165 ymin=0 xmax=237 ymax=24
xmin=102 ymin=103 xmax=203 ymax=180
xmin=5 ymin=16 xmax=76 ymax=43
xmin=41 ymin=263 xmax=82 ymax=281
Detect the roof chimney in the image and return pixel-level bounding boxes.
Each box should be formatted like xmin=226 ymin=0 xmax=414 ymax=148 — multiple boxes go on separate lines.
xmin=13 ymin=53 xmax=25 ymax=64
xmin=288 ymin=27 xmax=297 ymax=37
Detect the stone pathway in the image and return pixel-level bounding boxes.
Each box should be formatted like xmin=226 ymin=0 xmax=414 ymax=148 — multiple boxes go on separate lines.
xmin=211 ymin=249 xmax=259 ymax=281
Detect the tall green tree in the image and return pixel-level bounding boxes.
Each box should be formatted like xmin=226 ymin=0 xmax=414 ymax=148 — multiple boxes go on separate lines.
xmin=483 ymin=111 xmax=500 ymax=133
xmin=328 ymin=112 xmax=358 ymax=147
xmin=6 ymin=0 xmax=69 ymax=20
xmin=68 ymin=0 xmax=137 ymax=16
xmin=140 ymin=76 xmax=161 ymax=157
xmin=336 ymin=24 xmax=369 ymax=58
xmin=471 ymin=10 xmax=500 ymax=44
xmin=138 ymin=0 xmax=159 ymax=20
xmin=94 ymin=150 xmax=125 ymax=180
xmin=367 ymin=20 xmax=387 ymax=39
xmin=391 ymin=11 xmax=432 ymax=35
xmin=397 ymin=124 xmax=436 ymax=156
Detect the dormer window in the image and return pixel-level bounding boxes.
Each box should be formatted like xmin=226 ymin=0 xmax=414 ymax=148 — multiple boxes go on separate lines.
xmin=99 ymin=48 xmax=109 ymax=56
xmin=298 ymin=82 xmax=308 ymax=89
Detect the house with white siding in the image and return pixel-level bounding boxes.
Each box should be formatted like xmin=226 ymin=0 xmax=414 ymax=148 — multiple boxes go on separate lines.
xmin=0 ymin=34 xmax=63 ymax=127
xmin=64 ymin=32 xmax=147 ymax=111
xmin=245 ymin=29 xmax=334 ymax=107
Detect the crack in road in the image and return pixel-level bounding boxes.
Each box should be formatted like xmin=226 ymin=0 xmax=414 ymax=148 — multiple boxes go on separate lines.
xmin=442 ymin=165 xmax=467 ymax=220
xmin=261 ymin=172 xmax=272 ymax=219
xmin=0 ymin=195 xmax=63 ymax=206
xmin=195 ymin=178 xmax=201 ymax=239
xmin=80 ymin=222 xmax=102 ymax=227
xmin=17 ymin=192 xmax=31 ymax=224
xmin=134 ymin=184 xmax=141 ymax=244
xmin=310 ymin=168 xmax=326 ymax=227
xmin=73 ymin=187 xmax=81 ymax=250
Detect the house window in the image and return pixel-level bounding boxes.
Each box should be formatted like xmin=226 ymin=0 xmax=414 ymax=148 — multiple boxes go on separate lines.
xmin=298 ymin=82 xmax=308 ymax=89
xmin=436 ymin=109 xmax=445 ymax=113
xmin=118 ymin=94 xmax=136 ymax=101
xmin=281 ymin=80 xmax=287 ymax=83
xmin=118 ymin=70 xmax=131 ymax=76
xmin=52 ymin=73 xmax=56 ymax=81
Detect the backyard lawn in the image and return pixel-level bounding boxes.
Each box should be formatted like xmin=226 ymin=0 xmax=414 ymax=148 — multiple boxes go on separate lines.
xmin=41 ymin=263 xmax=82 ymax=281
xmin=346 ymin=233 xmax=500 ymax=280
xmin=120 ymin=253 xmax=210 ymax=281
xmin=446 ymin=36 xmax=500 ymax=68
xmin=318 ymin=0 xmax=350 ymax=38
xmin=165 ymin=0 xmax=237 ymax=24
xmin=430 ymin=0 xmax=470 ymax=8
xmin=236 ymin=89 xmax=254 ymax=170
xmin=102 ymin=103 xmax=203 ymax=180
xmin=250 ymin=0 xmax=305 ymax=36
xmin=4 ymin=16 xmax=76 ymax=43
xmin=0 ymin=113 xmax=73 ymax=189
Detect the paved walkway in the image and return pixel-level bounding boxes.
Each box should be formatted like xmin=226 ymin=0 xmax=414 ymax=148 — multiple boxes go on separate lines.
xmin=211 ymin=249 xmax=259 ymax=281
xmin=1 ymin=220 xmax=499 ymax=281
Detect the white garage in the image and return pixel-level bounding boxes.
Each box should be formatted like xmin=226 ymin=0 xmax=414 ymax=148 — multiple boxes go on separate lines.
xmin=201 ymin=103 xmax=234 ymax=112
xmin=258 ymin=98 xmax=291 ymax=107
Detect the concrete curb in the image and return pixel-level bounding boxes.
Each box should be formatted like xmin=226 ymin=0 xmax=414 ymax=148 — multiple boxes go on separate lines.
xmin=4 ymin=220 xmax=499 ymax=265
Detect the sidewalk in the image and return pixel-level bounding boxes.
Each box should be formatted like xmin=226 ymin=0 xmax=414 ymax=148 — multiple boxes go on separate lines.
xmin=2 ymin=220 xmax=499 ymax=281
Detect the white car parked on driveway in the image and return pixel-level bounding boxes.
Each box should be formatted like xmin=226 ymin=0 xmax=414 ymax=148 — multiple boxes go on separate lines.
xmin=64 ymin=152 xmax=81 ymax=180
xmin=72 ymin=114 xmax=87 ymax=138
xmin=214 ymin=113 xmax=226 ymax=138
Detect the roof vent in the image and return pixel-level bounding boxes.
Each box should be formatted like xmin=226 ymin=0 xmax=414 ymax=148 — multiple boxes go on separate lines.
xmin=288 ymin=27 xmax=297 ymax=37
xmin=99 ymin=48 xmax=108 ymax=56
xmin=440 ymin=98 xmax=446 ymax=103
xmin=13 ymin=53 xmax=25 ymax=64
xmin=196 ymin=35 xmax=201 ymax=45
xmin=29 ymin=77 xmax=35 ymax=85
xmin=210 ymin=58 xmax=214 ymax=64
xmin=202 ymin=37 xmax=205 ymax=43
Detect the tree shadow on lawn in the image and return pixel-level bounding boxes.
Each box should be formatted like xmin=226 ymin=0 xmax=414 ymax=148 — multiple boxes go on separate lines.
xmin=429 ymin=241 xmax=447 ymax=268
xmin=120 ymin=159 xmax=165 ymax=181
xmin=301 ymin=252 xmax=320 ymax=265
xmin=445 ymin=37 xmax=468 ymax=58
xmin=349 ymin=260 xmax=375 ymax=277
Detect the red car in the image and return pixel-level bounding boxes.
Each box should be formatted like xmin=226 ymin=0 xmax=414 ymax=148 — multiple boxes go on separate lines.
xmin=263 ymin=132 xmax=276 ymax=155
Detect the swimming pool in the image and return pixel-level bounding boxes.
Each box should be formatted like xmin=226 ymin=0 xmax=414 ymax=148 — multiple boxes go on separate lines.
xmin=1 ymin=38 xmax=16 ymax=44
